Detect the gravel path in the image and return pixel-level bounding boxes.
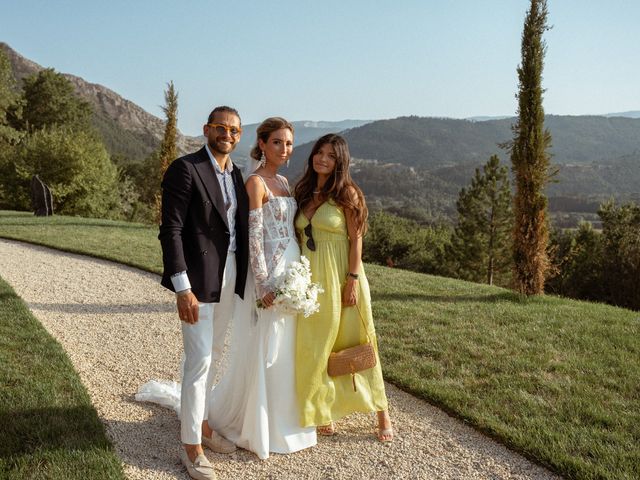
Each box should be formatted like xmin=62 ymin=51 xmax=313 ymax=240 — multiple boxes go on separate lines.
xmin=0 ymin=238 xmax=560 ymax=480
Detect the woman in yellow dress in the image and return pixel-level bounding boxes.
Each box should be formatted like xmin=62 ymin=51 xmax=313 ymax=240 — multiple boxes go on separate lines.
xmin=293 ymin=133 xmax=393 ymax=442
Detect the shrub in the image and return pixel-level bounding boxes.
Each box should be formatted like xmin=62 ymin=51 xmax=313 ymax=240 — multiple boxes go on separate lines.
xmin=8 ymin=126 xmax=121 ymax=218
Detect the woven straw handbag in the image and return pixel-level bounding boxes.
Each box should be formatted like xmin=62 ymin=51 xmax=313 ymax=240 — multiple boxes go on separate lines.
xmin=327 ymin=303 xmax=377 ymax=392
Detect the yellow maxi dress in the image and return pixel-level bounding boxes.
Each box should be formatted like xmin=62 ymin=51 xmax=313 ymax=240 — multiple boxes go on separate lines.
xmin=295 ymin=200 xmax=388 ymax=427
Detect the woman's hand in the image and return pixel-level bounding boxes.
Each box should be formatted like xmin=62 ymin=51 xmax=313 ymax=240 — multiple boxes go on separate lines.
xmin=342 ymin=278 xmax=358 ymax=306
xmin=260 ymin=291 xmax=276 ymax=308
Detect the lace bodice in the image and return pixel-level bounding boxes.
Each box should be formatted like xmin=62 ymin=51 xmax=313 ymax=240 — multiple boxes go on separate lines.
xmin=248 ymin=174 xmax=298 ymax=297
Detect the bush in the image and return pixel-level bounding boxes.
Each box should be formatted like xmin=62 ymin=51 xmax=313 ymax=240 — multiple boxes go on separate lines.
xmin=599 ymin=201 xmax=640 ymax=310
xmin=363 ymin=210 xmax=450 ymax=274
xmin=547 ymin=201 xmax=640 ymax=311
xmin=7 ymin=126 xmax=121 ymax=218
xmin=546 ymin=222 xmax=604 ymax=300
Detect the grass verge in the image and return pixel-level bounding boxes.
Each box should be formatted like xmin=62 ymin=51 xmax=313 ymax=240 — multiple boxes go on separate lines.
xmin=0 ymin=275 xmax=125 ymax=479
xmin=2 ymin=210 xmax=639 ymax=479
xmin=0 ymin=211 xmax=161 ymax=273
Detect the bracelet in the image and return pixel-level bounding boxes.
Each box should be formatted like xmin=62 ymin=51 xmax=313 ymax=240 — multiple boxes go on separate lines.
xmin=176 ymin=288 xmax=192 ymax=297
xmin=347 ymin=272 xmax=359 ymax=280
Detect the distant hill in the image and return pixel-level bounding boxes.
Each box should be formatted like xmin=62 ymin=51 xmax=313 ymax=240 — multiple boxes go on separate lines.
xmin=466 ymin=115 xmax=512 ymax=121
xmin=471 ymin=111 xmax=640 ymax=121
xmin=550 ymin=152 xmax=640 ymax=197
xmin=1 ymin=42 xmax=202 ymax=160
xmin=604 ymin=110 xmax=640 ymax=119
xmin=286 ymin=115 xmax=640 ymax=223
xmin=196 ymin=119 xmax=371 ymax=167
xmin=290 ymin=115 xmax=640 ymax=171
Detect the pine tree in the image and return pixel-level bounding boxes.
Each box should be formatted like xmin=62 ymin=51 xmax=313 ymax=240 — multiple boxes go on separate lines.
xmin=446 ymin=155 xmax=513 ymax=285
xmin=508 ymin=0 xmax=553 ymax=294
xmin=18 ymin=68 xmax=92 ymax=132
xmin=154 ymin=81 xmax=179 ymax=223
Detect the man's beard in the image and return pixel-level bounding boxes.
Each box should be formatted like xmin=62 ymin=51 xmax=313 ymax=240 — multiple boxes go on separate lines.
xmin=208 ymin=139 xmax=235 ymax=155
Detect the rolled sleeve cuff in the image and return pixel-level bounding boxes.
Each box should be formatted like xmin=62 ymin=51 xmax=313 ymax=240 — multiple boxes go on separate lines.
xmin=170 ymin=271 xmax=191 ymax=292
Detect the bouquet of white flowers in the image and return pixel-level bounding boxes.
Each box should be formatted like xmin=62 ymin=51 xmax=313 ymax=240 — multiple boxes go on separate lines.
xmin=258 ymin=256 xmax=323 ymax=317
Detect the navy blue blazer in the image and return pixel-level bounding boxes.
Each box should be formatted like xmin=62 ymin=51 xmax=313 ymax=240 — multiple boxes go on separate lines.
xmin=159 ymin=147 xmax=249 ymax=302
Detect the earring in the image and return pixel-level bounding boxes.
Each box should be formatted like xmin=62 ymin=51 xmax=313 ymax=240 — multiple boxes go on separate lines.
xmin=286 ymin=158 xmax=290 ymax=168
xmin=259 ymin=151 xmax=266 ymax=168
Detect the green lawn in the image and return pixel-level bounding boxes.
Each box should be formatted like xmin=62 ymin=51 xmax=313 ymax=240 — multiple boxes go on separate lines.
xmin=368 ymin=270 xmax=639 ymax=480
xmin=2 ymin=210 xmax=639 ymax=480
xmin=0 ymin=211 xmax=161 ymax=273
xmin=0 ymin=275 xmax=125 ymax=479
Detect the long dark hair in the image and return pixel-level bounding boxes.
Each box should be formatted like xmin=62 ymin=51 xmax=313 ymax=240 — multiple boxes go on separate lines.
xmin=294 ymin=134 xmax=368 ymax=235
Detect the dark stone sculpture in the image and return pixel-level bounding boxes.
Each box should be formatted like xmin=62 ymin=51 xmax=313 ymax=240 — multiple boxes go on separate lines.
xmin=31 ymin=175 xmax=53 ymax=216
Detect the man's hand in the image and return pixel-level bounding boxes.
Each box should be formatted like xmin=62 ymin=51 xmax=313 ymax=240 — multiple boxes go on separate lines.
xmin=177 ymin=290 xmax=199 ymax=324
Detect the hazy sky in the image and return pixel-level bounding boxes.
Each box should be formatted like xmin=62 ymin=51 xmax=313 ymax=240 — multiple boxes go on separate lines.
xmin=1 ymin=0 xmax=638 ymax=135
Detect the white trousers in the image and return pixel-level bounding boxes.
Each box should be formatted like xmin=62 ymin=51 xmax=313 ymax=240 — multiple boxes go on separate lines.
xmin=180 ymin=253 xmax=236 ymax=445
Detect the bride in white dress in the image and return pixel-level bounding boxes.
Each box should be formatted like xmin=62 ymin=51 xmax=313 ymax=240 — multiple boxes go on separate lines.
xmin=206 ymin=117 xmax=316 ymax=459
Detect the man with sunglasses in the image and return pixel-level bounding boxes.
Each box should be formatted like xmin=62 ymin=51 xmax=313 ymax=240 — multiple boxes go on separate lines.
xmin=159 ymin=106 xmax=249 ymax=480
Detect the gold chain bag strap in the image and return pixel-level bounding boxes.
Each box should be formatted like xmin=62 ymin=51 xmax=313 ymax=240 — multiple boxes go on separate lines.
xmin=327 ymin=303 xmax=377 ymax=392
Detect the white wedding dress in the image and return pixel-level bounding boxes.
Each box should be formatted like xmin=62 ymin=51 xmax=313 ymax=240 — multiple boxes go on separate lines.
xmin=207 ymin=174 xmax=316 ymax=458
xmin=136 ymin=173 xmax=316 ymax=460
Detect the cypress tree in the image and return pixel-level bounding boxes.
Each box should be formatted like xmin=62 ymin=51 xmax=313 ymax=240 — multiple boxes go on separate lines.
xmin=508 ymin=0 xmax=553 ymax=294
xmin=154 ymin=81 xmax=178 ymax=223
xmin=158 ymin=81 xmax=178 ymax=177
xmin=446 ymin=155 xmax=513 ymax=285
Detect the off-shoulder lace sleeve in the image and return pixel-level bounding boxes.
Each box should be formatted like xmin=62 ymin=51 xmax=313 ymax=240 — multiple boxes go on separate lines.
xmin=249 ymin=207 xmax=271 ymax=298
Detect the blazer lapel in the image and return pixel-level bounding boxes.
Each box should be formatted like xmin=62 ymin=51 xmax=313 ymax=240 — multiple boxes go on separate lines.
xmin=231 ymin=164 xmax=247 ymax=210
xmin=192 ymin=147 xmax=229 ymax=229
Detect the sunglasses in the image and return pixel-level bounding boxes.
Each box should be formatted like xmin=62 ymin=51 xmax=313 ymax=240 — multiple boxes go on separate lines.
xmin=304 ymin=223 xmax=316 ymax=251
xmin=206 ymin=123 xmax=242 ymax=137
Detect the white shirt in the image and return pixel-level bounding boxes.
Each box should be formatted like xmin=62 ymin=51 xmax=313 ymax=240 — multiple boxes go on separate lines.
xmin=170 ymin=145 xmax=238 ymax=293
xmin=205 ymin=144 xmax=238 ymax=252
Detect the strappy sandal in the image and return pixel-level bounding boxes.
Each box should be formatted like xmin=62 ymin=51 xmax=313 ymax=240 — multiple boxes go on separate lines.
xmin=376 ymin=427 xmax=394 ymax=443
xmin=317 ymin=422 xmax=336 ymax=436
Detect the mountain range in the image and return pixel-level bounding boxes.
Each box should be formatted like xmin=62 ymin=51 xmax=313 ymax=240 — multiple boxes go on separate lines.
xmin=1 ymin=42 xmax=202 ymax=158
xmin=283 ymin=115 xmax=640 ymax=223
xmin=1 ymin=43 xmax=371 ymax=162
xmin=603 ymin=110 xmax=640 ymax=119
xmin=3 ymin=42 xmax=639 ymax=225
xmin=288 ymin=115 xmax=640 ymax=171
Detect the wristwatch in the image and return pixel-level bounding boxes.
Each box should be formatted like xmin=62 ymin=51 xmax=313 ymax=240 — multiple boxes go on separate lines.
xmin=347 ymin=272 xmax=359 ymax=280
